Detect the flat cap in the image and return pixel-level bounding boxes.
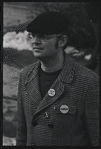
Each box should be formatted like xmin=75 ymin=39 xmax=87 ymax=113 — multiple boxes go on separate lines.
xmin=26 ymin=11 xmax=69 ymax=35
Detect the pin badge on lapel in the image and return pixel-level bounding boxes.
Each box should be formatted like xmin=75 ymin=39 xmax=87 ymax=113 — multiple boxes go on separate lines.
xmin=44 ymin=112 xmax=50 ymax=118
xmin=48 ymin=89 xmax=55 ymax=96
xmin=60 ymin=105 xmax=69 ymax=114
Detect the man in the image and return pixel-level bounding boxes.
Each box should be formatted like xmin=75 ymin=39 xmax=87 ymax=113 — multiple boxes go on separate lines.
xmin=16 ymin=11 xmax=99 ymax=146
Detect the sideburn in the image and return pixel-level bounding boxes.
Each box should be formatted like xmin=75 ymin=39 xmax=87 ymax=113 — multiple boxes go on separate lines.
xmin=55 ymin=36 xmax=66 ymax=50
xmin=55 ymin=37 xmax=60 ymax=49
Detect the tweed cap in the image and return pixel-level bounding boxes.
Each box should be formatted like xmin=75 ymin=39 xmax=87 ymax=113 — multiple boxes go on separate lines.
xmin=26 ymin=11 xmax=69 ymax=35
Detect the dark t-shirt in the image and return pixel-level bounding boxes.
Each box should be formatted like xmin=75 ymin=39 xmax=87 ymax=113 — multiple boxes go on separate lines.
xmin=39 ymin=68 xmax=62 ymax=97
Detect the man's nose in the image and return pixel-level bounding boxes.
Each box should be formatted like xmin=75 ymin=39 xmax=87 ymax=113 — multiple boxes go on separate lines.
xmin=31 ymin=36 xmax=42 ymax=44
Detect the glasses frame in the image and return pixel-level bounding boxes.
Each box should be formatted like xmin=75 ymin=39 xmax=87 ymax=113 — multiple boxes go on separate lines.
xmin=27 ymin=32 xmax=63 ymax=41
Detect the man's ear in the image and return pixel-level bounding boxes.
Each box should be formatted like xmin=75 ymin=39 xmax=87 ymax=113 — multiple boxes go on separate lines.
xmin=59 ymin=35 xmax=68 ymax=47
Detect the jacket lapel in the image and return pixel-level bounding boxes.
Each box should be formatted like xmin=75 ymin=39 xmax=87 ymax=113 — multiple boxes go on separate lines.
xmin=33 ymin=80 xmax=64 ymax=118
xmin=25 ymin=61 xmax=42 ymax=107
xmin=32 ymin=54 xmax=75 ymax=118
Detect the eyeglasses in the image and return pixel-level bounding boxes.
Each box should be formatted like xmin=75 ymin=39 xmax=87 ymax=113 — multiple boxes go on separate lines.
xmin=27 ymin=32 xmax=62 ymax=41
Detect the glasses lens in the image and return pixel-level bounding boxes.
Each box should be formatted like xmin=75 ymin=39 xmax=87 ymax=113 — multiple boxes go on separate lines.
xmin=28 ymin=32 xmax=63 ymax=40
xmin=27 ymin=33 xmax=34 ymax=39
xmin=28 ymin=33 xmax=46 ymax=40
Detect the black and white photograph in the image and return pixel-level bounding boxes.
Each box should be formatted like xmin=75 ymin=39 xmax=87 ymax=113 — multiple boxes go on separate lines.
xmin=2 ymin=2 xmax=99 ymax=146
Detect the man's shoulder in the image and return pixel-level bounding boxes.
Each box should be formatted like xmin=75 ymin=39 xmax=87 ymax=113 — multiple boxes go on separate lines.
xmin=21 ymin=61 xmax=38 ymax=76
xmin=74 ymin=60 xmax=99 ymax=81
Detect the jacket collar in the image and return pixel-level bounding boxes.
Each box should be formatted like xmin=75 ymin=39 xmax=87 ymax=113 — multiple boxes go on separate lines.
xmin=24 ymin=60 xmax=40 ymax=85
xmin=58 ymin=53 xmax=75 ymax=83
xmin=25 ymin=52 xmax=75 ymax=85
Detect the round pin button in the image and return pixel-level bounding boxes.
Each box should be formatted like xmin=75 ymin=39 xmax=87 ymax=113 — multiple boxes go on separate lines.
xmin=60 ymin=105 xmax=69 ymax=114
xmin=48 ymin=89 xmax=55 ymax=97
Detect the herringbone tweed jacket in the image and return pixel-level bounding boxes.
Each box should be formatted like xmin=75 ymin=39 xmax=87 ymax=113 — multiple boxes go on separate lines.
xmin=16 ymin=53 xmax=99 ymax=146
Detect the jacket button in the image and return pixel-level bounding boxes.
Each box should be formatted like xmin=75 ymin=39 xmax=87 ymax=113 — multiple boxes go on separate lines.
xmin=48 ymin=123 xmax=54 ymax=128
xmin=32 ymin=120 xmax=38 ymax=126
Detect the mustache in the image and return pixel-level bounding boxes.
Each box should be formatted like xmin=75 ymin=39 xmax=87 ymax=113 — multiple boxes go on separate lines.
xmin=32 ymin=43 xmax=42 ymax=47
xmin=33 ymin=46 xmax=43 ymax=50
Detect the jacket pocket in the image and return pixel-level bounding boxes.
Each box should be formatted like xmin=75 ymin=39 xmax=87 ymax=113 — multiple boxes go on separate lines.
xmin=55 ymin=104 xmax=76 ymax=115
xmin=51 ymin=104 xmax=77 ymax=127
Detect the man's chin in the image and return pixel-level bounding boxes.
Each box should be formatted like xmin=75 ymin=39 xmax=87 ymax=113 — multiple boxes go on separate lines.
xmin=33 ymin=53 xmax=44 ymax=60
xmin=33 ymin=53 xmax=49 ymax=62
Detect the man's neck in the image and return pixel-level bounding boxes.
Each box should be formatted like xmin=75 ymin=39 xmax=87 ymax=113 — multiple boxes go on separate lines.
xmin=41 ymin=53 xmax=64 ymax=73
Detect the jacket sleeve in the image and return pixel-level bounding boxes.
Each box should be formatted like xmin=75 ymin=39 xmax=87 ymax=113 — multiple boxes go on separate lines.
xmin=16 ymin=72 xmax=27 ymax=146
xmin=85 ymin=75 xmax=99 ymax=146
